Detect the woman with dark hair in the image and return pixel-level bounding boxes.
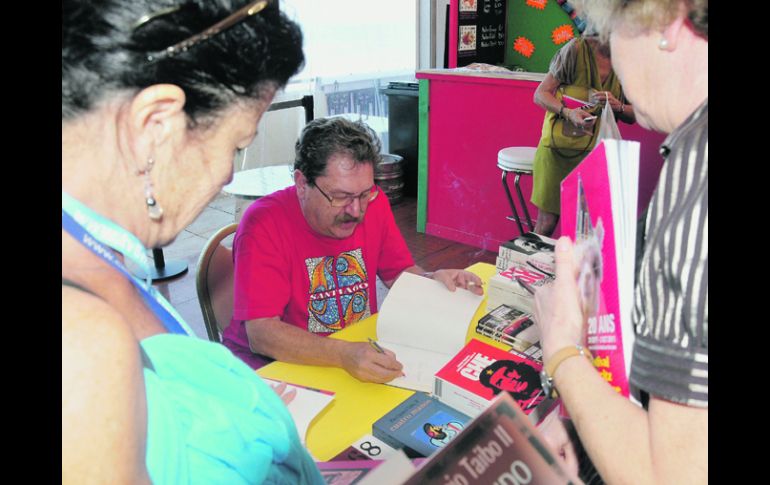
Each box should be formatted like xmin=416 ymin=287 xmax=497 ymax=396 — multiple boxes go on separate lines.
xmin=62 ymin=1 xmax=324 ymax=482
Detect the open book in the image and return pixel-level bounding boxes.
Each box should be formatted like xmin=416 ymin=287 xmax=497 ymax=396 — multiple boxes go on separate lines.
xmin=376 ymin=272 xmax=485 ymax=393
xmin=560 ymin=138 xmax=639 ymax=399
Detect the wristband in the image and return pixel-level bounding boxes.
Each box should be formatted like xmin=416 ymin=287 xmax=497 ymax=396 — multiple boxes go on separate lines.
xmin=421 ymin=271 xmax=434 ymax=279
xmin=540 ymin=344 xmax=593 ymax=399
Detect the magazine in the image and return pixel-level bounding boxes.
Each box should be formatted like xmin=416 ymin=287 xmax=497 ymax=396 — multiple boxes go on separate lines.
xmin=560 ymin=139 xmax=639 ymax=398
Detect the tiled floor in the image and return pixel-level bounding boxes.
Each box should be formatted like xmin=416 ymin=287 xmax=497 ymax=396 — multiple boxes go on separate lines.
xmin=154 ymin=193 xmax=238 ymax=339
xmin=155 ymin=192 xmax=498 ymax=339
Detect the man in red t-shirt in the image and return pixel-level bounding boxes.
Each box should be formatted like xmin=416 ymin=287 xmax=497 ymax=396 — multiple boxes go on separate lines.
xmin=222 ymin=117 xmax=483 ymax=383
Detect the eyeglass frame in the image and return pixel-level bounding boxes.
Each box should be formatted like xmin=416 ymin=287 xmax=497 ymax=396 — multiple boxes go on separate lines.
xmin=312 ymin=183 xmax=379 ymax=208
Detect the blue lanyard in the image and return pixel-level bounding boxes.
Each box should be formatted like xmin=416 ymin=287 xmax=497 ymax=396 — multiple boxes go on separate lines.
xmin=62 ymin=192 xmax=193 ymax=336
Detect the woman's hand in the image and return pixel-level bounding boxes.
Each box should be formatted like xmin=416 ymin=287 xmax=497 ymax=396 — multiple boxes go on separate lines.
xmin=590 ymin=90 xmax=623 ymax=113
xmin=533 ymin=237 xmax=586 ymax=364
xmin=564 ymin=108 xmax=598 ymax=133
xmin=270 ymin=381 xmax=298 ymax=405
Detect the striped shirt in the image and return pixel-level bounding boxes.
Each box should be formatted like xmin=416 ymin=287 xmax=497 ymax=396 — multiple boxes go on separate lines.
xmin=629 ymin=99 xmax=708 ymax=408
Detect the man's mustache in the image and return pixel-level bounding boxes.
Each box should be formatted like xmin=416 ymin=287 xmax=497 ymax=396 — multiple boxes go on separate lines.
xmin=337 ymin=215 xmax=363 ymax=224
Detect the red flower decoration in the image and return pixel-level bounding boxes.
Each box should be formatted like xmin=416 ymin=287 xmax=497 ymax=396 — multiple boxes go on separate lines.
xmin=513 ymin=36 xmax=535 ymax=58
xmin=552 ymin=24 xmax=575 ymax=45
xmin=526 ymin=0 xmax=547 ymax=10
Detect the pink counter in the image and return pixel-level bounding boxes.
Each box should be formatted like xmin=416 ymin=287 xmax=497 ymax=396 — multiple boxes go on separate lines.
xmin=415 ymin=69 xmax=667 ymax=251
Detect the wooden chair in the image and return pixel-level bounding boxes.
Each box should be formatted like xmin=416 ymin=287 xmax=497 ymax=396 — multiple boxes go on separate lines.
xmin=195 ymin=223 xmax=239 ymax=343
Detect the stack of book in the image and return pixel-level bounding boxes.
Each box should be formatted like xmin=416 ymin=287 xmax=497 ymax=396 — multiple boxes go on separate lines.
xmin=488 ymin=233 xmax=556 ymax=312
xmin=496 ymin=232 xmax=556 ymax=274
xmin=476 ymin=304 xmax=542 ymax=360
xmin=433 ymin=339 xmax=548 ymax=420
xmin=487 ymin=260 xmax=553 ymax=312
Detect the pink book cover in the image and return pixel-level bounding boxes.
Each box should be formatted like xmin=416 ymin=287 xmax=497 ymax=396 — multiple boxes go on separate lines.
xmin=562 ymin=94 xmax=594 ymax=110
xmin=435 ymin=339 xmax=545 ymax=415
xmin=560 ymin=140 xmax=636 ymax=398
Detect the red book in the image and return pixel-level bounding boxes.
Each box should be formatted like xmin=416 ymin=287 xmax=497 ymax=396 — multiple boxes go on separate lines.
xmin=434 ymin=339 xmax=545 ymax=418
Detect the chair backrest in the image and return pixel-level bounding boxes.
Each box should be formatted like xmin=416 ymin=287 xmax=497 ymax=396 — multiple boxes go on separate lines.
xmin=195 ymin=223 xmax=239 ymax=343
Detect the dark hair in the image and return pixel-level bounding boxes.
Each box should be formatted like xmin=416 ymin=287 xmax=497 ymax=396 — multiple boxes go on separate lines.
xmin=478 ymin=360 xmax=540 ymax=399
xmin=62 ymin=0 xmax=304 ymax=126
xmin=294 ymin=117 xmax=382 ymax=186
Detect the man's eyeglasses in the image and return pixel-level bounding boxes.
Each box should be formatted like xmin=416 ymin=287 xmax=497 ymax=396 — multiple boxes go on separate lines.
xmin=314 ymin=184 xmax=379 ymax=208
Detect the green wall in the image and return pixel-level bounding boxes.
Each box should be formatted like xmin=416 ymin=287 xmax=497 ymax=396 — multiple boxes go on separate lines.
xmin=504 ymin=1 xmax=577 ymax=73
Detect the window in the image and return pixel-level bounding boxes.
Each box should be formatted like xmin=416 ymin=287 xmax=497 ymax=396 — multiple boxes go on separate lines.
xmin=282 ymin=0 xmax=417 ymax=82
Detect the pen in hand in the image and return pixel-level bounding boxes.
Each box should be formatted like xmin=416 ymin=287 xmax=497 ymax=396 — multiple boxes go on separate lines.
xmin=368 ymin=338 xmax=406 ymax=377
xmin=367 ymin=337 xmax=386 ymax=354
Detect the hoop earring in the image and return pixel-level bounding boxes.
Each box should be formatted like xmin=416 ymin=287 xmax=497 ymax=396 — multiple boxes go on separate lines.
xmin=137 ymin=157 xmax=164 ymax=221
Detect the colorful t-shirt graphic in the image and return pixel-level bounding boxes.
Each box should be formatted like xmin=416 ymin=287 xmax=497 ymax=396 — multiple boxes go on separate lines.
xmin=224 ymin=185 xmax=415 ymax=369
xmin=306 ymin=249 xmax=371 ymax=333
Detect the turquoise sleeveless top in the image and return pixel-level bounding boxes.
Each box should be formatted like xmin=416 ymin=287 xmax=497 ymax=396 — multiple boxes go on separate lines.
xmin=62 ymin=192 xmax=323 ymax=484
xmin=142 ymin=335 xmax=324 ymax=484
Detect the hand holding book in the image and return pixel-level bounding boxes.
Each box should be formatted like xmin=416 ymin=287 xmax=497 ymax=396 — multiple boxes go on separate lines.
xmin=532 ymin=237 xmax=587 ymax=364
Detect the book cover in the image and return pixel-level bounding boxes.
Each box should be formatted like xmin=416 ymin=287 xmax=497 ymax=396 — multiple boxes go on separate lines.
xmin=560 ymin=139 xmax=639 ymax=398
xmin=434 ymin=339 xmax=545 ymax=418
xmin=476 ymin=304 xmax=540 ymax=354
xmin=401 ymin=392 xmax=580 ymax=484
xmin=487 ymin=261 xmax=553 ymax=312
xmin=498 ymin=232 xmax=557 ymax=276
xmin=371 ymin=392 xmax=471 ymax=458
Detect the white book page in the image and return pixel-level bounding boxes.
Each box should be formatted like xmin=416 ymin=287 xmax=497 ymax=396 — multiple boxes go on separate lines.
xmin=377 ymin=272 xmax=484 ymax=355
xmin=262 ymin=378 xmax=335 ymax=445
xmin=380 ymin=342 xmax=453 ymax=393
xmin=376 ymin=272 xmax=484 ymax=392
xmin=605 ymin=139 xmax=639 ymax=381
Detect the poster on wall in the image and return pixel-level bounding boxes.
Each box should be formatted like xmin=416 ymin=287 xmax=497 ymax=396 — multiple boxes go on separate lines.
xmin=456 ymin=0 xmax=506 ymax=66
xmin=459 ymin=0 xmax=478 ymax=19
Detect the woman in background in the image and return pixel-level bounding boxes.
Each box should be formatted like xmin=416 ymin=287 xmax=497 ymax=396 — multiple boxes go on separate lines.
xmin=531 ymin=33 xmax=635 ymax=236
xmin=62 ymin=1 xmax=324 ymax=482
xmin=534 ymin=0 xmax=707 ymax=483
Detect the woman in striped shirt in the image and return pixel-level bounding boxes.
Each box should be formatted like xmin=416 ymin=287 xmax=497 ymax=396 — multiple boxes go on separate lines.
xmin=533 ymin=1 xmax=708 ymax=484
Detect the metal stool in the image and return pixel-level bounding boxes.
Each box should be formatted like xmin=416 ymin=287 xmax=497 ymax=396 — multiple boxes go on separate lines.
xmin=497 ymin=147 xmax=536 ymax=235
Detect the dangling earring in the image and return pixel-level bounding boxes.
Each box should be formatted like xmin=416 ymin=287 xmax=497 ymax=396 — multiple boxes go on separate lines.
xmin=658 ymin=38 xmax=669 ymax=50
xmin=138 ymin=157 xmax=164 ymax=221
